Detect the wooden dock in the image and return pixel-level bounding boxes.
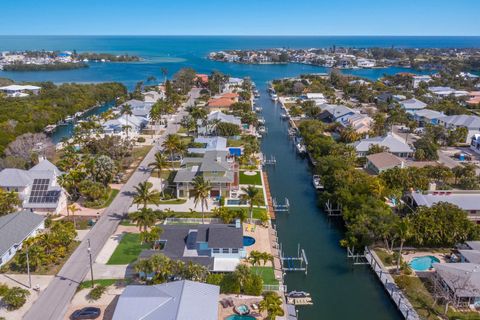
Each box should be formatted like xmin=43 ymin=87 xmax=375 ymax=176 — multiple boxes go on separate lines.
xmin=263 ymin=171 xmax=276 ymax=219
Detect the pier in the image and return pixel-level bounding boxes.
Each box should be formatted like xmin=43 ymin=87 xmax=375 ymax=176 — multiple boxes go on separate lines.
xmin=279 ymin=243 xmax=308 ymax=275
xmin=262 ymin=171 xmax=276 ymax=219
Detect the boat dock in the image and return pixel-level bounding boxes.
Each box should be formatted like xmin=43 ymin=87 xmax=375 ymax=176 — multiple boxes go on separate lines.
xmin=263 ymin=171 xmax=276 ymax=219
xmin=365 ymin=248 xmax=420 ymax=320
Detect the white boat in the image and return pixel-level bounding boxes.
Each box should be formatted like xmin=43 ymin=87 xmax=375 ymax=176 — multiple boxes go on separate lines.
xmin=271 ymin=93 xmax=278 ymax=101
xmin=286 ymin=291 xmax=313 ymax=305
xmin=312 ymin=175 xmax=324 ymax=191
xmin=288 ymin=128 xmax=297 ymax=136
xmin=258 ymin=118 xmax=265 ymax=124
xmin=296 ymin=143 xmax=306 ymax=154
xmin=281 ymin=113 xmax=289 ymax=120
xmin=255 ymin=107 xmax=262 ymax=113
xmin=258 ymin=126 xmax=267 ymax=134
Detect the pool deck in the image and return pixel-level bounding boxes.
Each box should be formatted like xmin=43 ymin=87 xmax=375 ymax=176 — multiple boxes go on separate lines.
xmin=217 ymin=294 xmax=266 ymax=320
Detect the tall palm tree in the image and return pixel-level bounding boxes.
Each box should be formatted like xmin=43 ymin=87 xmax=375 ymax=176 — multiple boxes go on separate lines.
xmin=150 ymin=253 xmax=172 ymax=283
xmin=133 ymin=181 xmax=161 ymax=209
xmin=162 ymin=134 xmax=182 ymax=163
xmin=240 ymin=185 xmax=263 ymax=223
xmin=120 ymin=103 xmax=133 ymax=139
xmin=191 ymin=176 xmax=212 ymax=224
xmin=149 ymin=104 xmax=162 ymax=136
xmin=67 ymin=204 xmax=79 ymax=229
xmin=129 ymin=208 xmax=157 ymax=233
xmin=148 ymin=152 xmax=169 ymax=198
xmin=234 ymin=264 xmax=251 ymax=289
xmin=247 ymin=251 xmax=262 ymax=269
xmin=259 ymin=292 xmax=285 ymax=320
xmin=396 ymin=218 xmax=413 ymax=273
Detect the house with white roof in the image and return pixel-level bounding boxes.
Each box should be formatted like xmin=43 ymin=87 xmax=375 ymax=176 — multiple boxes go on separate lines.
xmin=112 ymin=280 xmax=220 ymax=320
xmin=0 ymin=210 xmax=45 ymax=266
xmin=197 ymin=111 xmax=242 ymax=135
xmin=438 ymin=115 xmax=480 ymax=143
xmin=187 ymin=136 xmax=228 ymax=154
xmin=304 ymin=93 xmax=328 ymax=106
xmin=428 ymin=86 xmax=469 ymax=98
xmin=405 ymin=190 xmax=480 ymax=223
xmin=340 ymin=113 xmax=373 ymax=134
xmin=141 ymin=90 xmax=165 ymax=104
xmin=351 ymin=133 xmax=414 ymax=158
xmin=400 ymin=98 xmax=427 ymax=113
xmin=410 ymin=109 xmax=445 ymax=126
xmin=0 ymin=84 xmax=41 ymax=97
xmin=356 ymin=58 xmax=376 ymax=68
xmin=0 ymin=158 xmax=66 ymax=214
xmin=102 ymin=114 xmax=148 ymax=137
xmin=412 ymin=75 xmax=432 ymax=89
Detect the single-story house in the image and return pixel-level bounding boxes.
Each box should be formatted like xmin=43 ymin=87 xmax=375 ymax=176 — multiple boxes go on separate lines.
xmin=187 ymin=136 xmax=228 ymax=154
xmin=0 ymin=84 xmax=41 ymax=97
xmin=428 ymin=86 xmax=469 ymax=98
xmin=0 ymin=158 xmax=66 ymax=214
xmin=303 ymin=93 xmax=328 ymax=105
xmin=197 ymin=111 xmax=242 ymax=135
xmin=142 ymin=90 xmax=165 ymax=104
xmin=207 ymin=93 xmax=239 ymax=112
xmin=112 ymin=280 xmax=220 ymax=320
xmin=351 ymin=133 xmax=414 ymax=158
xmin=174 ymin=150 xmax=237 ymax=199
xmin=0 ymin=210 xmax=45 ymax=266
xmin=438 ymin=115 xmax=480 ymax=143
xmin=102 ymin=114 xmax=148 ymax=136
xmin=400 ymin=98 xmax=427 ymax=113
xmin=140 ymin=223 xmax=246 ymax=272
xmin=409 ymin=109 xmax=445 ymax=126
xmin=404 ymin=190 xmax=480 ymax=223
xmin=365 ymin=152 xmax=406 ymax=175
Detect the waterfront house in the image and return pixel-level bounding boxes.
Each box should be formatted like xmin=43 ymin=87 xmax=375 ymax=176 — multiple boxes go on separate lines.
xmin=223 ymin=77 xmax=244 ymax=92
xmin=412 ymin=75 xmax=432 ymax=89
xmin=405 ymin=190 xmax=480 ymax=223
xmin=356 ymin=58 xmax=376 ymax=68
xmin=197 ymin=111 xmax=242 ymax=135
xmin=142 ymin=90 xmax=165 ymax=104
xmin=140 ymin=223 xmax=246 ymax=272
xmin=102 ymin=114 xmax=147 ymax=137
xmin=0 ymin=84 xmax=41 ymax=97
xmin=319 ymin=104 xmax=356 ymax=123
xmin=365 ymin=152 xmax=405 ymax=175
xmin=173 ymin=150 xmax=238 ymax=199
xmin=0 ymin=210 xmax=45 ymax=266
xmin=112 ymin=280 xmax=220 ymax=320
xmin=0 ymin=158 xmax=66 ymax=214
xmin=409 ymin=109 xmax=445 ymax=126
xmin=351 ymin=133 xmax=414 ymax=158
xmin=438 ymin=115 xmax=480 ymax=143
xmin=207 ymin=92 xmax=239 ymax=112
xmin=187 ymin=136 xmax=228 ymax=155
xmin=304 ymin=92 xmax=328 ymax=106
xmin=340 ymin=113 xmax=373 ymax=134
xmin=399 ymin=98 xmax=427 ymax=113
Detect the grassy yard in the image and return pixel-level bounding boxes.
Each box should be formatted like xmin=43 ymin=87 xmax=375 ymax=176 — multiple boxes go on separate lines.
xmin=157 ymin=198 xmax=187 ymax=205
xmin=229 ymin=207 xmax=268 ymax=220
xmin=374 ymin=248 xmax=395 ymax=267
xmin=107 ymin=233 xmax=150 ymax=265
xmin=239 ymin=171 xmax=263 ymax=185
xmin=395 ymin=275 xmax=480 ymax=320
xmin=227 ymin=139 xmax=244 ymax=147
xmin=78 ymin=279 xmax=124 ymax=290
xmin=251 ymin=267 xmax=279 ymax=285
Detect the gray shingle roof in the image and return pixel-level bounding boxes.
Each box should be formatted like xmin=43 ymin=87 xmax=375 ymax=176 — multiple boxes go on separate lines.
xmin=112 ymin=280 xmax=219 ymax=320
xmin=0 ymin=169 xmax=33 ymax=187
xmin=433 ymin=263 xmax=480 ymax=298
xmin=0 ymin=210 xmax=45 ymax=255
xmin=400 ymin=98 xmax=427 ymax=110
xmin=351 ymin=134 xmax=413 ymax=154
xmin=207 ymin=225 xmax=243 ymax=248
xmin=411 ymin=191 xmax=480 ymax=211
xmin=439 ymin=115 xmax=480 ymax=129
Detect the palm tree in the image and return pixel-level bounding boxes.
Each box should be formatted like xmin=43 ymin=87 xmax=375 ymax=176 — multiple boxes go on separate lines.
xmin=247 ymin=251 xmax=262 ymax=269
xmin=129 ymin=208 xmax=157 ymax=233
xmin=134 ymin=258 xmax=155 ymax=280
xmin=240 ymin=185 xmax=263 ymax=223
xmin=120 ymin=103 xmax=133 ymax=139
xmin=133 ymin=181 xmax=161 ymax=209
xmin=150 ymin=253 xmax=172 ymax=283
xmin=260 ymin=252 xmax=274 ymax=266
xmin=149 ymin=104 xmax=162 ymax=136
xmin=191 ymin=176 xmax=212 ymax=224
xmin=234 ymin=264 xmax=251 ymax=289
xmin=148 ymin=152 xmax=169 ymax=198
xmin=259 ymin=292 xmax=285 ymax=320
xmin=162 ymin=134 xmax=182 ymax=163
xmin=67 ymin=204 xmax=79 ymax=229
xmin=396 ymin=218 xmax=413 ymax=273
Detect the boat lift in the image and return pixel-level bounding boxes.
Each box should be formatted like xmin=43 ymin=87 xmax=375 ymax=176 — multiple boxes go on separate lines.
xmin=280 ymin=243 xmax=308 ymax=275
xmin=273 ymin=197 xmax=290 ymax=212
xmin=325 ymin=199 xmax=342 ymax=217
xmin=347 ymin=246 xmax=369 ymax=265
xmin=262 ymin=155 xmax=277 ymax=166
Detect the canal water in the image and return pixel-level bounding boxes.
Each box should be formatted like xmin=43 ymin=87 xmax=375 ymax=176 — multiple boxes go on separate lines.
xmin=257 ymin=84 xmax=403 ymax=319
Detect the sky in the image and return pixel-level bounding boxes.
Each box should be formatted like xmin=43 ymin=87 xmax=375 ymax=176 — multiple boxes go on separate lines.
xmin=0 ymin=0 xmax=479 ymax=36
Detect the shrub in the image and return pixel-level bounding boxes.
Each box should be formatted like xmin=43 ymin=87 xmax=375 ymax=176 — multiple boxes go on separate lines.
xmin=220 ymin=273 xmax=241 ymax=294
xmin=3 ymin=287 xmax=30 ymax=310
xmin=0 ymin=283 xmax=9 ymax=296
xmin=137 ymin=137 xmax=146 ymax=143
xmin=206 ymin=273 xmax=224 ymax=286
xmin=243 ymin=274 xmax=263 ymax=296
xmin=88 ymin=285 xmax=106 ymax=301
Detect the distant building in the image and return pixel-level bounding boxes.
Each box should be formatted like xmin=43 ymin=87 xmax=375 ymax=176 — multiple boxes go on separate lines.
xmin=141 ymin=90 xmax=165 ymax=104
xmin=0 ymin=210 xmax=45 ymax=266
xmin=365 ymin=152 xmax=405 ymax=174
xmin=428 ymin=86 xmax=469 ymax=98
xmin=351 ymin=133 xmax=414 ymax=158
xmin=399 ymin=98 xmax=427 ymax=113
xmin=0 ymin=158 xmax=66 ymax=214
xmin=0 ymin=84 xmax=41 ymax=97
xmin=112 ymin=280 xmax=220 ymax=320
xmin=356 ymin=58 xmax=376 ymax=68
xmin=412 ymin=75 xmax=432 ymax=89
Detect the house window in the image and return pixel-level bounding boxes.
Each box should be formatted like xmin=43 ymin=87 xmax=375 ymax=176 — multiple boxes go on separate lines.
xmin=232 ymin=248 xmax=239 ymax=253
xmin=213 ymin=248 xmax=220 ymax=253
xmin=222 ymin=248 xmax=229 ymax=254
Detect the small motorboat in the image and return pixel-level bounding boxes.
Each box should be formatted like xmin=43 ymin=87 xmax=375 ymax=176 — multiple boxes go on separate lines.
xmin=258 ymin=126 xmax=267 ymax=134
xmin=296 ymin=143 xmax=306 ymax=154
xmin=271 ymin=93 xmax=278 ymax=101
xmin=255 ymin=106 xmax=263 ymax=113
xmin=286 ymin=291 xmax=313 ymax=305
xmin=280 ymin=113 xmax=289 ymax=120
xmin=312 ymin=175 xmax=324 ymax=191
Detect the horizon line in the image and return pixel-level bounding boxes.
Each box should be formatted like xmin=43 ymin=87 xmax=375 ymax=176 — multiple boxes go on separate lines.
xmin=1 ymin=34 xmax=480 ymax=37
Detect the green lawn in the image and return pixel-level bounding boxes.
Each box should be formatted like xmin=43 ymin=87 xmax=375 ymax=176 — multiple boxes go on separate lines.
xmin=251 ymin=267 xmax=279 ymax=285
xmin=107 ymin=233 xmax=150 ymax=265
xmin=374 ymin=248 xmax=395 ymax=267
xmin=79 ymin=279 xmax=119 ymax=290
xmin=157 ymin=199 xmax=187 ymax=205
xmin=227 ymin=139 xmax=244 ymax=147
xmin=229 ymin=207 xmax=268 ymax=220
xmin=395 ymin=275 xmax=480 ymax=320
xmin=239 ymin=171 xmax=263 ymax=185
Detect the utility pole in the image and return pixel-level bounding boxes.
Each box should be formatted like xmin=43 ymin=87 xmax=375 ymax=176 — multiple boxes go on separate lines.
xmin=26 ymin=247 xmax=32 ymax=288
xmin=87 ymin=239 xmax=94 ymax=288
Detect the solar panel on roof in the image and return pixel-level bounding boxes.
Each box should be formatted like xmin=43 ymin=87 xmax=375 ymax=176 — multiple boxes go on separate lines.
xmin=28 ymin=179 xmax=60 ymax=204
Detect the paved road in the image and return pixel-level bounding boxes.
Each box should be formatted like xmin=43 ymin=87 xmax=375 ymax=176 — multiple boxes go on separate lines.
xmin=24 ymin=101 xmax=189 ymax=320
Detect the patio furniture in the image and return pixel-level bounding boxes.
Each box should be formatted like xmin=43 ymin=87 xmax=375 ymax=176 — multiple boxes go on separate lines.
xmin=227 ymin=298 xmax=234 ymax=307
xmin=220 ymin=299 xmax=229 ymax=308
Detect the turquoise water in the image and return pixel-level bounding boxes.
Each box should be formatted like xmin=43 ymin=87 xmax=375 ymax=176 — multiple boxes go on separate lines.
xmin=1 ymin=36 xmax=476 ymax=319
xmin=409 ymin=256 xmax=440 ymax=271
xmin=225 ymin=315 xmax=256 ymax=320
xmin=243 ymin=236 xmax=256 ymax=247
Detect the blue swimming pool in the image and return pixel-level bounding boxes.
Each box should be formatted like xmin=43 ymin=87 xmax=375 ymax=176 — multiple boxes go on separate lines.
xmin=243 ymin=236 xmax=256 ymax=247
xmin=409 ymin=256 xmax=440 ymax=271
xmin=225 ymin=315 xmax=256 ymax=320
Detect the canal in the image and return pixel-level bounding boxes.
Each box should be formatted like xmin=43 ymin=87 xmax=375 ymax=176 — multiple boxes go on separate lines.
xmin=257 ymin=83 xmax=403 ymax=320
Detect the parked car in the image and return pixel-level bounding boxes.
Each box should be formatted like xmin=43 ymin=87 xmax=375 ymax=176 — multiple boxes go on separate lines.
xmin=71 ymin=307 xmax=101 ymax=319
